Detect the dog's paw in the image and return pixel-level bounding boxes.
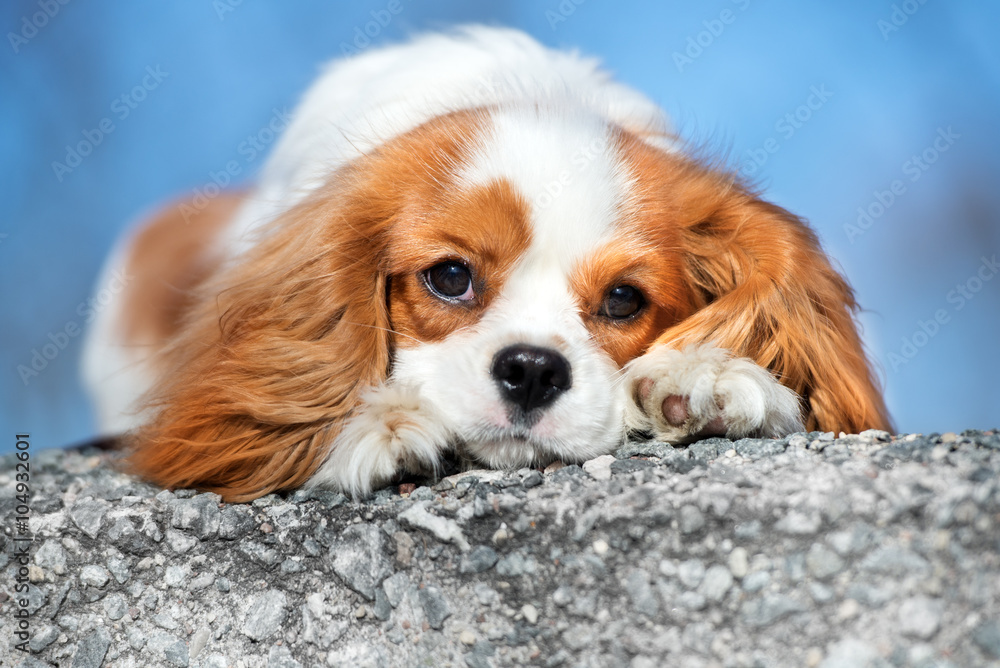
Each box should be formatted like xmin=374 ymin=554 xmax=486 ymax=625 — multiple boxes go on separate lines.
xmin=624 ymin=344 xmax=803 ymax=443
xmin=306 ymin=385 xmax=453 ymax=498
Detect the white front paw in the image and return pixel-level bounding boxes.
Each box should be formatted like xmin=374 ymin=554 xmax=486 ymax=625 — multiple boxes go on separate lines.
xmin=306 ymin=385 xmax=453 ymax=498
xmin=624 ymin=344 xmax=803 ymax=443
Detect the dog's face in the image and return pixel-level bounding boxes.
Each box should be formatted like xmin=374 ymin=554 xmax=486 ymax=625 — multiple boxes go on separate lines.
xmin=380 ymin=107 xmax=696 ymax=467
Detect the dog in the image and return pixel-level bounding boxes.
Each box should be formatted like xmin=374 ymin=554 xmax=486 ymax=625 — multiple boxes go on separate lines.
xmin=82 ymin=26 xmax=891 ymax=502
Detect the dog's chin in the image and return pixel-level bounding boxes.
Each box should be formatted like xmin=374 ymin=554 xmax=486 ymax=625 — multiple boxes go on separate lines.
xmin=458 ymin=422 xmax=608 ymax=471
xmin=459 ymin=433 xmax=552 ymax=471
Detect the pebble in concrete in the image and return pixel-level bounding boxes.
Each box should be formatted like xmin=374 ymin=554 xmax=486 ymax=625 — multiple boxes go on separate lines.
xmin=419 ymin=584 xmax=452 ymax=630
xmin=898 ymin=596 xmax=943 ymax=639
xmin=328 ymin=523 xmax=393 ymax=600
xmin=242 ymin=589 xmax=288 ymax=641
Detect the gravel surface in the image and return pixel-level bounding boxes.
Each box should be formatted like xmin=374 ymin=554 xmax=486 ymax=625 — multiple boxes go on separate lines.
xmin=2 ymin=429 xmax=1000 ymax=667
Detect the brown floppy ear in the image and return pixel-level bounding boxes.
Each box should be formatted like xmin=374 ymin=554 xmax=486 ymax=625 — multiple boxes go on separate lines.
xmin=124 ymin=110 xmax=484 ymax=502
xmin=124 ymin=176 xmax=397 ymax=503
xmin=653 ymin=175 xmax=892 ymax=434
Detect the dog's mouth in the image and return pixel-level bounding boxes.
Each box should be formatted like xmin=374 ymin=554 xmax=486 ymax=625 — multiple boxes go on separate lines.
xmin=451 ymin=427 xmax=561 ymax=472
xmin=504 ymin=405 xmax=546 ymax=430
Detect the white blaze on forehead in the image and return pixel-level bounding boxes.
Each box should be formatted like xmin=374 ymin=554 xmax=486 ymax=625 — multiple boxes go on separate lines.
xmin=457 ymin=106 xmax=633 ymax=285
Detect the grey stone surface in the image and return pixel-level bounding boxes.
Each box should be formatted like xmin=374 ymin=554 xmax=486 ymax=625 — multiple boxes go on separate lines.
xmin=28 ymin=624 xmax=59 ymax=652
xmin=677 ymin=558 xmax=706 ymax=589
xmin=79 ymin=564 xmax=110 ymax=589
xmin=326 ymin=523 xmax=393 ymax=601
xmin=381 ymin=571 xmax=410 ymax=609
xmin=818 ymin=638 xmax=879 ymax=668
xmin=624 ymin=569 xmax=659 ymax=618
xmin=33 ymin=540 xmax=68 ymax=575
xmin=898 ymin=595 xmax=944 ymax=639
xmin=268 ymin=644 xmax=303 ymax=668
xmin=678 ymin=504 xmax=705 ymax=534
xmin=147 ymin=630 xmax=189 ymax=667
xmin=242 ymin=589 xmax=288 ymax=641
xmin=699 ymin=563 xmax=734 ymax=602
xmin=399 ymin=500 xmax=470 ymax=551
xmin=418 ymin=584 xmax=451 ymax=630
xmin=102 ymin=592 xmax=127 ymax=620
xmin=68 ymin=499 xmax=109 ymax=540
xmin=70 ymin=627 xmax=111 ymax=668
xmin=459 ymin=544 xmax=499 ymax=574
xmin=975 ymin=620 xmax=1000 ymax=659
xmin=806 ymin=541 xmax=845 ymax=579
xmin=2 ymin=429 xmax=1000 ymax=667
xmin=169 ymin=493 xmax=222 ymax=540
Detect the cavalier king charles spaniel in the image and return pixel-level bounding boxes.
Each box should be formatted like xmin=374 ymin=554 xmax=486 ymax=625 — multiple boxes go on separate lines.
xmin=82 ymin=27 xmax=891 ymax=502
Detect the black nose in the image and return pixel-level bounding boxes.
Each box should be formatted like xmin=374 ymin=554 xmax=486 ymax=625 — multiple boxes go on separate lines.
xmin=490 ymin=345 xmax=572 ymax=413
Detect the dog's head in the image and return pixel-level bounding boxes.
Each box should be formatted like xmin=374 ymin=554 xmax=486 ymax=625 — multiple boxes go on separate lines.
xmin=128 ymin=104 xmax=884 ymax=500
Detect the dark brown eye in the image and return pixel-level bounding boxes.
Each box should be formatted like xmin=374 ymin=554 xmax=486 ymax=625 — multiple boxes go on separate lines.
xmin=601 ymin=285 xmax=644 ymax=319
xmin=424 ymin=261 xmax=475 ymax=301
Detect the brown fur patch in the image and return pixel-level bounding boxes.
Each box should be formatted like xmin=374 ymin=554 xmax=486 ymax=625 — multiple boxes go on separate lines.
xmin=613 ymin=129 xmax=892 ymax=433
xmin=121 ymin=194 xmax=242 ymax=346
xmin=571 ymin=228 xmax=697 ymax=368
xmin=386 ymin=179 xmax=532 ymax=345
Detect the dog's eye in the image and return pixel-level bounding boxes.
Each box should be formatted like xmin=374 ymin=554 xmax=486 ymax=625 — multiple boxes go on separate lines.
xmin=424 ymin=261 xmax=475 ymax=301
xmin=601 ymin=285 xmax=644 ymax=319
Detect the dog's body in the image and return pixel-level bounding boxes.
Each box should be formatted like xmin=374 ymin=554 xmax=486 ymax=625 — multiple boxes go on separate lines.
xmin=83 ymin=27 xmax=890 ymax=502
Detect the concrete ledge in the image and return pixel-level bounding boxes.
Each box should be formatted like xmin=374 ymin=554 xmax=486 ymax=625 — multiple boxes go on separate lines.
xmin=2 ymin=429 xmax=999 ymax=667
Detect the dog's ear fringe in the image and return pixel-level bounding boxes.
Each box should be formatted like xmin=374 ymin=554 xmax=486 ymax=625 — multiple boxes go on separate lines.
xmin=122 ymin=110 xmax=485 ymax=503
xmin=122 ymin=189 xmax=396 ymax=503
xmin=665 ymin=188 xmax=894 ymax=434
xmin=614 ymin=134 xmax=891 ymax=433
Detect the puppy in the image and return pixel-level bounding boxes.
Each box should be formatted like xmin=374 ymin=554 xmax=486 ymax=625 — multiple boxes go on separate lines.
xmin=82 ymin=27 xmax=891 ymax=502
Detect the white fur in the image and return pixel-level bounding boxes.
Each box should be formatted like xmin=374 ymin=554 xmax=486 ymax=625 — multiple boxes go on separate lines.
xmin=80 ymin=235 xmax=154 ymax=436
xmin=624 ymin=344 xmax=804 ymax=442
xmin=306 ymin=385 xmax=452 ymax=498
xmin=222 ymin=25 xmax=671 ymax=257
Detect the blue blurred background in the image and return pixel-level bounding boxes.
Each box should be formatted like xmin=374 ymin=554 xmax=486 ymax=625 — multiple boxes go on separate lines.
xmin=2 ymin=1 xmax=998 ymax=455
